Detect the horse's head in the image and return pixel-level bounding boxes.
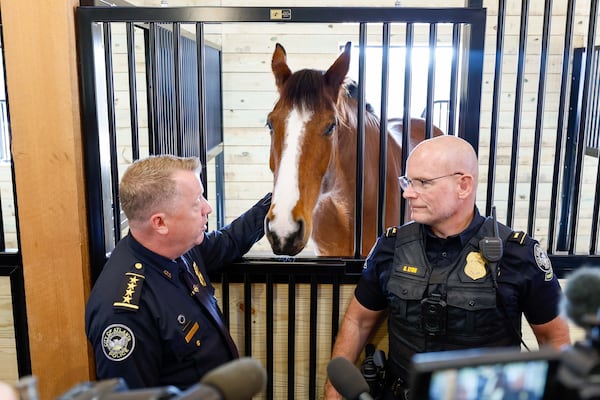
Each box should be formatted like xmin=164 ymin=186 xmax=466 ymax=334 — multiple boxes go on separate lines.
xmin=265 ymin=42 xmax=352 ymax=256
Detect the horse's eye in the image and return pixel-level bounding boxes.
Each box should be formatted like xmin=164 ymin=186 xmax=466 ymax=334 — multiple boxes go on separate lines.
xmin=266 ymin=120 xmax=273 ymax=134
xmin=324 ymin=120 xmax=337 ymax=137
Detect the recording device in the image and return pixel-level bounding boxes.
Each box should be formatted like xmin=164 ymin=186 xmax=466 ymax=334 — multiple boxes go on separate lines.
xmin=52 ymin=357 xmax=266 ymax=400
xmin=408 ymin=266 xmax=600 ymax=400
xmin=176 ymin=357 xmax=267 ymax=400
xmin=327 ymin=356 xmax=374 ymax=400
xmin=554 ymin=267 xmax=600 ymax=400
xmin=360 ymin=344 xmax=386 ymax=399
xmin=479 ymin=206 xmax=503 ymax=266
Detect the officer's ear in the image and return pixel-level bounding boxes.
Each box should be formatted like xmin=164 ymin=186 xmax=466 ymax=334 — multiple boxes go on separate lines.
xmin=456 ymin=174 xmax=474 ymax=199
xmin=150 ymin=212 xmax=169 ymax=234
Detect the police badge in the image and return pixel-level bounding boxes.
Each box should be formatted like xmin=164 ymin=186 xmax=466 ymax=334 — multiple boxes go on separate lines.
xmin=464 ymin=251 xmax=487 ymax=280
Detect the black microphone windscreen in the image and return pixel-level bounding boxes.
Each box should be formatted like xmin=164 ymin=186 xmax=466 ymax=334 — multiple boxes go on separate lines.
xmin=200 ymin=357 xmax=267 ymax=400
xmin=327 ymin=357 xmax=372 ymax=400
xmin=562 ymin=267 xmax=600 ymax=327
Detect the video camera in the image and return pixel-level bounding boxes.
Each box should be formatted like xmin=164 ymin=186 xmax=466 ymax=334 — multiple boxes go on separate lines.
xmin=409 ymin=266 xmax=600 ymax=400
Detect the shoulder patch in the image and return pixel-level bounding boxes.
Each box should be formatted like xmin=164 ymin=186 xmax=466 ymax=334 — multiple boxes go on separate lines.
xmin=385 ymin=227 xmax=398 ymax=237
xmin=533 ymin=243 xmax=554 ymax=281
xmin=113 ymin=269 xmax=145 ymax=311
xmin=507 ymin=231 xmax=527 ymax=245
xmin=102 ymin=324 xmax=135 ymax=361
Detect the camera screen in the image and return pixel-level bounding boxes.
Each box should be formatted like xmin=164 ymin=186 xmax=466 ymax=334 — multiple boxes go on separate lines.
xmin=408 ymin=347 xmax=560 ymax=400
xmin=428 ymin=359 xmax=550 ymax=400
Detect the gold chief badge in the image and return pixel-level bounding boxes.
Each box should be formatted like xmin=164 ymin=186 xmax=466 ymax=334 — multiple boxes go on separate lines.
xmin=464 ymin=251 xmax=488 ymax=280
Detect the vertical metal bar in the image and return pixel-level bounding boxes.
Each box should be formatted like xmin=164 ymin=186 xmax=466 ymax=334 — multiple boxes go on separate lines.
xmin=244 ymin=273 xmax=252 ymax=355
xmin=457 ymin=13 xmax=485 ymax=152
xmin=196 ymin=23 xmax=209 ymax=193
xmin=173 ymin=22 xmax=183 ymax=155
xmin=354 ymin=24 xmax=367 ymax=258
xmin=587 ymin=2 xmax=600 ymax=254
xmin=308 ymin=274 xmax=318 ymax=400
xmin=147 ymin=23 xmax=159 ymax=154
xmin=568 ymin=0 xmax=599 ymax=252
xmin=425 ymin=23 xmax=437 ymax=138
xmin=266 ymin=274 xmax=274 ymax=400
xmin=550 ymin=0 xmax=576 ymax=252
xmin=377 ymin=23 xmax=391 ymax=236
xmin=331 ymin=274 xmax=340 ymax=342
xmin=527 ymin=0 xmax=553 ymax=236
xmin=102 ymin=23 xmax=121 ymax=247
xmin=506 ymin=0 xmax=529 ymax=227
xmin=126 ymin=22 xmax=140 ymax=161
xmin=447 ymin=24 xmax=460 ymax=136
xmin=400 ymin=23 xmax=414 ymax=225
xmin=287 ymin=275 xmax=296 ymax=400
xmin=486 ymin=0 xmax=506 ymax=216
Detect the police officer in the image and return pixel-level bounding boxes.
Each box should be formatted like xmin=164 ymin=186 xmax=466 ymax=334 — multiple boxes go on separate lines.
xmin=324 ymin=136 xmax=570 ymax=400
xmin=85 ymin=155 xmax=271 ymax=390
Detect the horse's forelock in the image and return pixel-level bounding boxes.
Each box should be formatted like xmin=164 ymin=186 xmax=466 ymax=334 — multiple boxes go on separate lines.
xmin=280 ymin=69 xmax=331 ymax=111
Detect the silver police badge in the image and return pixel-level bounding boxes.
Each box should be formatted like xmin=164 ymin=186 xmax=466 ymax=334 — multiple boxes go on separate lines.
xmin=102 ymin=324 xmax=135 ymax=361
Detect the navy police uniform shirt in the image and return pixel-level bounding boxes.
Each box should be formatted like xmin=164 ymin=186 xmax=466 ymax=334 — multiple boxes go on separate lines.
xmin=356 ymin=207 xmax=561 ymax=330
xmin=85 ymin=193 xmax=271 ymax=390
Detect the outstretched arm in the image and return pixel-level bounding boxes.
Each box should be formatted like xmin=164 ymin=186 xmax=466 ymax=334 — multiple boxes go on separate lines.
xmin=324 ymin=296 xmax=385 ymax=400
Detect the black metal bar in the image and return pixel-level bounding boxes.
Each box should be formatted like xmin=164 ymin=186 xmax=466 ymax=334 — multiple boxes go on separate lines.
xmin=353 ymin=24 xmax=367 ymax=258
xmin=588 ymin=4 xmax=600 ymax=254
xmin=77 ymin=6 xmax=487 ymax=24
xmin=447 ymin=23 xmax=460 ymax=137
xmin=548 ymin=0 xmax=576 ymax=253
xmin=221 ymin=272 xmax=230 ymax=327
xmin=331 ymin=273 xmax=340 ymax=344
xmin=244 ymin=272 xmax=252 ymax=355
xmin=527 ymin=0 xmax=552 ymax=236
xmin=287 ymin=274 xmax=295 ymax=400
xmin=147 ymin=23 xmax=159 ymax=154
xmin=196 ymin=23 xmax=209 ymax=192
xmin=126 ymin=22 xmax=140 ymax=161
xmin=568 ymin=0 xmax=599 ymax=253
xmin=485 ymin=0 xmax=505 ymax=215
xmin=377 ymin=23 xmax=391 ymax=237
xmin=400 ymin=23 xmax=414 ymax=226
xmin=308 ymin=274 xmax=318 ymax=400
xmin=173 ymin=22 xmax=183 ymax=155
xmin=506 ymin=0 xmax=529 ymax=227
xmin=266 ymin=273 xmax=274 ymax=400
xmin=425 ymin=23 xmax=437 ymax=138
xmin=103 ymin=23 xmax=121 ymax=247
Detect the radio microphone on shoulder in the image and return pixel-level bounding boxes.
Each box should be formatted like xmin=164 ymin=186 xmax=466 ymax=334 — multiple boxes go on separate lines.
xmin=327 ymin=357 xmax=374 ymax=400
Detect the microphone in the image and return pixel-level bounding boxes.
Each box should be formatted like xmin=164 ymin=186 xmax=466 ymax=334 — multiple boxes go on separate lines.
xmin=176 ymin=357 xmax=267 ymax=400
xmin=561 ymin=267 xmax=600 ymax=328
xmin=327 ymin=357 xmax=374 ymax=400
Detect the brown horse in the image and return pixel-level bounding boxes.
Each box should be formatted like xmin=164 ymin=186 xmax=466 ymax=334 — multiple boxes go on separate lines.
xmin=264 ymin=42 xmax=443 ymax=257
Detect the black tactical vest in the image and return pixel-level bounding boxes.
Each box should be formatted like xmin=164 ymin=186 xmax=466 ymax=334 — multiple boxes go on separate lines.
xmin=386 ymin=218 xmax=521 ymax=381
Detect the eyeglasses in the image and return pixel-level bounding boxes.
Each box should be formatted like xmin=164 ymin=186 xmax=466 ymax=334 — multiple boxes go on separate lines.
xmin=398 ymin=172 xmax=464 ymax=192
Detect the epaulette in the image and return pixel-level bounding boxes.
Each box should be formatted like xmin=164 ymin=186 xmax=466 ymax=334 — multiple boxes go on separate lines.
xmin=385 ymin=227 xmax=398 ymax=237
xmin=507 ymin=231 xmax=527 ymax=245
xmin=113 ymin=262 xmax=145 ymax=312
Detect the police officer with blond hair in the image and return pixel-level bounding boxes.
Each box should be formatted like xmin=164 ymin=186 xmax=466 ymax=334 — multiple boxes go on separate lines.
xmin=86 ymin=155 xmax=271 ymax=389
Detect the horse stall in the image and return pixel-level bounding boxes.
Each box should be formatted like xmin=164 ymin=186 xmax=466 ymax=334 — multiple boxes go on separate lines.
xmin=76 ymin=2 xmax=600 ymax=400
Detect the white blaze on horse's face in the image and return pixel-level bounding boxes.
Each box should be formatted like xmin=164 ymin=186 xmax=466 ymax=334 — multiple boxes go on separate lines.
xmin=267 ymin=106 xmax=313 ymax=253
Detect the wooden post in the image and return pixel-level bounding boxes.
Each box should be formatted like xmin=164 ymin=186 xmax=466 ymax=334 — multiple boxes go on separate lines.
xmin=1 ymin=0 xmax=94 ymax=397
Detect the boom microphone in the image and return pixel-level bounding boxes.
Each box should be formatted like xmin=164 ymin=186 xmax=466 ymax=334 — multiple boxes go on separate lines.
xmin=327 ymin=357 xmax=374 ymax=400
xmin=179 ymin=357 xmax=267 ymax=400
xmin=562 ymin=267 xmax=600 ymax=328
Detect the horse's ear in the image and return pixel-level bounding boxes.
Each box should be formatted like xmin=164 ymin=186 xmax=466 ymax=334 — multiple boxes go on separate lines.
xmin=272 ymin=43 xmax=292 ymax=90
xmin=324 ymin=41 xmax=351 ymax=92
